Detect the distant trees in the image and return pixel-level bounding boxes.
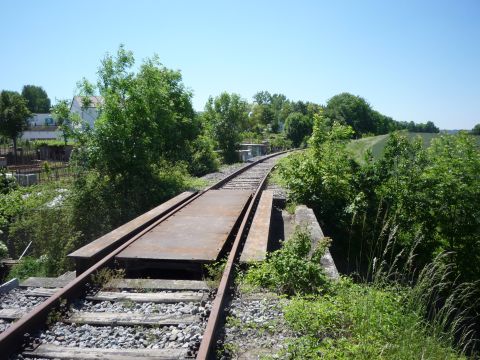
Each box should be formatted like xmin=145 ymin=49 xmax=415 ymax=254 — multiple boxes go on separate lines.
xmin=471 ymin=123 xmax=480 ymax=135
xmin=251 ymin=91 xmax=294 ymax=133
xmin=406 ymin=120 xmax=440 ymax=133
xmin=203 ymin=92 xmax=249 ymax=164
xmin=284 ymin=112 xmax=313 ymax=147
xmin=323 ymin=92 xmax=440 ymax=137
xmin=324 ymin=93 xmax=375 ymax=137
xmin=21 ymin=85 xmax=51 ymax=113
xmin=0 ymin=91 xmax=31 ymax=160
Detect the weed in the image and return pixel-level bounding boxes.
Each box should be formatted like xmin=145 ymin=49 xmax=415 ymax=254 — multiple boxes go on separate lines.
xmin=90 ymin=267 xmax=125 ymax=289
xmin=204 ymin=258 xmax=227 ymax=288
xmin=8 ymin=256 xmax=48 ymax=281
xmin=218 ymin=342 xmax=240 ymax=358
xmin=121 ymin=299 xmax=135 ymax=310
xmin=46 ymin=299 xmax=67 ymax=325
xmin=242 ymin=228 xmax=330 ymax=295
xmin=285 ymin=201 xmax=297 ymax=215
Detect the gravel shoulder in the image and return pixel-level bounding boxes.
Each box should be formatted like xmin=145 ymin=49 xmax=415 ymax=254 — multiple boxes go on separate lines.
xmin=220 ymin=292 xmax=293 ymax=359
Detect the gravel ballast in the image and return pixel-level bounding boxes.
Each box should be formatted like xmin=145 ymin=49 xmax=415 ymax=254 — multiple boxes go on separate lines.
xmin=0 ymin=288 xmax=45 ymax=310
xmin=220 ymin=293 xmax=293 ymax=359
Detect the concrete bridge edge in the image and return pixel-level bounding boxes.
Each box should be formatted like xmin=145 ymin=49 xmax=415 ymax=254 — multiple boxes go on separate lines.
xmin=294 ymin=205 xmax=340 ymax=281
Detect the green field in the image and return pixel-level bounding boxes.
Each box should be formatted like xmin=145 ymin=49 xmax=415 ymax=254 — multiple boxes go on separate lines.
xmin=348 ymin=131 xmax=452 ymax=163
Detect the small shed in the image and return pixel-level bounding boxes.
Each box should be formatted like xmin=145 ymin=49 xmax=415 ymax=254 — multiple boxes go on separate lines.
xmin=238 ymin=143 xmax=268 ymax=161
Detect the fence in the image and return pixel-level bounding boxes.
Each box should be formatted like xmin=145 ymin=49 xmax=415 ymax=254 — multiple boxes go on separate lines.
xmin=0 ymin=144 xmax=38 ymax=166
xmin=9 ymin=162 xmax=74 ymax=186
xmin=0 ymin=142 xmax=72 ymax=166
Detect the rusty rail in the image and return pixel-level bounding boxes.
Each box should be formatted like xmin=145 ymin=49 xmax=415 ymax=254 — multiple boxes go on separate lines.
xmin=196 ymin=167 xmax=272 ymax=359
xmin=0 ymin=151 xmax=286 ymax=357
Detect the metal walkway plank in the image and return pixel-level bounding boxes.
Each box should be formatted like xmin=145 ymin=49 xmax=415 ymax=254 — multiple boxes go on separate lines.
xmin=116 ymin=190 xmax=252 ymax=262
xmin=240 ymin=191 xmax=273 ymax=263
xmin=69 ymin=191 xmax=194 ymax=259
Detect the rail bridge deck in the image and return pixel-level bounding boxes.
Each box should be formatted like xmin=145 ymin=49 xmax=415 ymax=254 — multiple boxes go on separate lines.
xmin=116 ymin=189 xmax=252 ymax=263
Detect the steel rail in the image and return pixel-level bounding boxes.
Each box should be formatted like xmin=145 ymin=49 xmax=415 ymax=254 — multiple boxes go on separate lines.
xmin=0 ymin=151 xmax=285 ymax=357
xmin=196 ymin=165 xmax=272 ymax=359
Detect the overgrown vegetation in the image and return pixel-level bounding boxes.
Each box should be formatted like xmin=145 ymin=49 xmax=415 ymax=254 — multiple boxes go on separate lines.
xmin=281 ymin=279 xmax=466 ymax=359
xmin=242 ymin=228 xmax=330 ymax=295
xmin=90 ymin=267 xmax=125 ymax=289
xmin=0 ymin=46 xmax=218 ymax=279
xmin=278 ymin=114 xmax=480 ymax=285
xmin=239 ymin=227 xmax=471 ymax=358
xmin=203 ymin=258 xmax=227 ymax=288
xmin=272 ymin=112 xmax=480 ymax=357
xmin=8 ymin=256 xmax=48 ymax=281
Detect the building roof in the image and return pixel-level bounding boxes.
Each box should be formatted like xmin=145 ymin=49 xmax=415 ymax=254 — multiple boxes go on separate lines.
xmin=72 ymin=96 xmax=104 ymax=108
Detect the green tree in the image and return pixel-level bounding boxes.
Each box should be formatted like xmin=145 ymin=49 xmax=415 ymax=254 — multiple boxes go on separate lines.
xmin=253 ymin=90 xmax=272 ymax=105
xmin=203 ymin=92 xmax=249 ymax=163
xmin=21 ymin=85 xmax=51 ymax=113
xmin=471 ymin=123 xmax=480 ymax=135
xmin=86 ymin=45 xmax=200 ymax=175
xmin=0 ymin=91 xmax=31 ymax=161
xmin=51 ymin=99 xmax=81 ymax=145
xmin=407 ymin=120 xmax=440 ymax=133
xmin=284 ymin=112 xmax=313 ymax=147
xmin=70 ymin=45 xmax=205 ymax=230
xmin=324 ymin=92 xmax=375 ymax=137
xmin=250 ymin=103 xmax=275 ymax=130
xmin=252 ymin=91 xmax=294 ymax=133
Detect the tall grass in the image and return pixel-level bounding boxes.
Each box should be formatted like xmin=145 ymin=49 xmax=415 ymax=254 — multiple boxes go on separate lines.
xmin=356 ymin=208 xmax=480 ymax=357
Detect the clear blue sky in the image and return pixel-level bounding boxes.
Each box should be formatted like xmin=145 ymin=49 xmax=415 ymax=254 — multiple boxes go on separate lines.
xmin=1 ymin=0 xmax=479 ymax=129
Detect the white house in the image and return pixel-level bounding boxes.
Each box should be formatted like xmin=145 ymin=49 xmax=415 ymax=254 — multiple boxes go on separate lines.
xmin=20 ymin=96 xmax=103 ymax=141
xmin=70 ymin=96 xmax=103 ymax=129
xmin=27 ymin=113 xmax=56 ymax=127
xmin=21 ymin=113 xmax=61 ymax=141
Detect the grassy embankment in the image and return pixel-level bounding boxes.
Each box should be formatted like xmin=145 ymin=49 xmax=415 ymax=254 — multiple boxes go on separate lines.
xmin=239 ymin=229 xmax=467 ymax=359
xmin=347 ymin=131 xmax=440 ymax=163
xmin=348 ymin=131 xmax=480 ymax=163
xmin=236 ymin=130 xmax=479 ymax=358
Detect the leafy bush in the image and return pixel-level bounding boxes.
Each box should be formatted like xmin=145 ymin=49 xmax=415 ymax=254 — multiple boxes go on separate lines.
xmin=8 ymin=256 xmax=48 ymax=280
xmin=0 ymin=241 xmax=8 ymax=258
xmin=69 ymin=161 xmax=192 ymax=246
xmin=3 ymin=183 xmax=79 ymax=276
xmin=277 ymin=123 xmax=480 ymax=353
xmin=277 ymin=114 xmax=356 ymax=229
xmin=269 ymin=133 xmax=292 ymax=151
xmin=188 ymin=135 xmax=219 ymax=176
xmin=0 ymin=168 xmax=17 ymax=195
xmin=242 ymin=228 xmax=330 ymax=295
xmin=278 ymin=119 xmax=480 ymax=283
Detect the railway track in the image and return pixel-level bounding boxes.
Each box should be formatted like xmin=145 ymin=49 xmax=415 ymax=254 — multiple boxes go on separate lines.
xmin=0 ymin=151 xmax=288 ymax=359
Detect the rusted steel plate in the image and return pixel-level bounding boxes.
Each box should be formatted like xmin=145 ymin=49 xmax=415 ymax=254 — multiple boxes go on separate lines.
xmin=116 ymin=190 xmax=251 ymax=262
xmin=69 ymin=191 xmax=195 ymax=259
xmin=240 ymin=190 xmax=273 ymax=263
